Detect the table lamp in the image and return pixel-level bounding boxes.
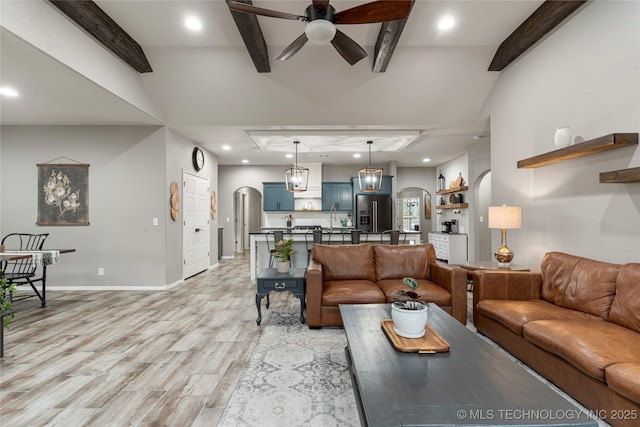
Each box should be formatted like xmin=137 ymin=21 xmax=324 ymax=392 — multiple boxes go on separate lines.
xmin=488 ymin=205 xmax=521 ymax=268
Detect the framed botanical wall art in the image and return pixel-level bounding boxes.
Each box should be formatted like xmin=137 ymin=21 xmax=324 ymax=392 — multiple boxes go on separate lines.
xmin=37 ymin=163 xmax=90 ymax=225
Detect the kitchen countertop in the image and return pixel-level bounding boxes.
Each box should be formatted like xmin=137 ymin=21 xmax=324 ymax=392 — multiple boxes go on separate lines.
xmin=253 ymin=228 xmax=420 ymax=234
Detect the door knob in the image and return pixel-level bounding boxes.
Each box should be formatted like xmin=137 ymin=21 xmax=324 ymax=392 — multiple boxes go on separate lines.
xmin=195 ymin=228 xmax=201 ymax=232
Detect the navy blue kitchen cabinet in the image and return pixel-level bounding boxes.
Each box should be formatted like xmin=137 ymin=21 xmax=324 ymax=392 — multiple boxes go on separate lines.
xmin=322 ymin=182 xmax=353 ymax=211
xmin=263 ymin=183 xmax=294 ymax=211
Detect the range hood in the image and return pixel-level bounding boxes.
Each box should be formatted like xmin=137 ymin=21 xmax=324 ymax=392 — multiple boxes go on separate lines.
xmin=294 ymin=162 xmax=322 ymax=198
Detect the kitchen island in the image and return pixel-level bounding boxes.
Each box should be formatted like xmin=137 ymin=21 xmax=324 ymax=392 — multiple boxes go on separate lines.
xmin=248 ymin=230 xmax=421 ymax=282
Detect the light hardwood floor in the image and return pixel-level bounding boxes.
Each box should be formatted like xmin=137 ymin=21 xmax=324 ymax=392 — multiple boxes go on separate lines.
xmin=0 ymin=252 xmax=299 ymax=426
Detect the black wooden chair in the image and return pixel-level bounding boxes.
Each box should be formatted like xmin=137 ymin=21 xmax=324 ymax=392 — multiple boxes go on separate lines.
xmin=1 ymin=233 xmax=49 ymax=307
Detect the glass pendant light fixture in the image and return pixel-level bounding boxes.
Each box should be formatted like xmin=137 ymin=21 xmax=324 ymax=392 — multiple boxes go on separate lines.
xmin=357 ymin=140 xmax=383 ymax=193
xmin=284 ymin=140 xmax=309 ymax=192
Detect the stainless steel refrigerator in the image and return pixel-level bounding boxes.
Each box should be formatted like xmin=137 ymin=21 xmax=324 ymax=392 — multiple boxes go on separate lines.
xmin=356 ymin=194 xmax=392 ymax=232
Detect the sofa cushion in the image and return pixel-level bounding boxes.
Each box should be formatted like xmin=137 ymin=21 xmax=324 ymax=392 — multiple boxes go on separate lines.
xmin=312 ymin=244 xmax=376 ymax=282
xmin=609 ymin=263 xmax=640 ymax=333
xmin=321 ymin=280 xmax=385 ymax=306
xmin=606 ymin=363 xmax=640 ymax=405
xmin=523 ymin=320 xmax=640 ymax=382
xmin=540 ymin=252 xmax=619 ymax=319
xmin=477 ymin=299 xmax=601 ymax=336
xmin=377 ymin=279 xmax=451 ymax=306
xmin=374 ymin=244 xmax=434 ymax=281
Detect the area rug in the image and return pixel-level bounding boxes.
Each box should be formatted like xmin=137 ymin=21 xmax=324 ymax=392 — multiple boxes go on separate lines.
xmin=217 ymin=312 xmax=359 ymax=427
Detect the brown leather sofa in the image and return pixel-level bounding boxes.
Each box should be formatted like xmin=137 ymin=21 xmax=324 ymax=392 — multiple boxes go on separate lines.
xmin=473 ymin=252 xmax=640 ymax=427
xmin=306 ymin=243 xmax=467 ymax=327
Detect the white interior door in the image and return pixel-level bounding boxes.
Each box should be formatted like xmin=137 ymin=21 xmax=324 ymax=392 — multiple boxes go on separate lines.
xmin=183 ymin=171 xmax=210 ymax=279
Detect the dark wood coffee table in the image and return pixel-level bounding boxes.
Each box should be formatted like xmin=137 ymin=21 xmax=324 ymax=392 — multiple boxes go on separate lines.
xmin=339 ymin=304 xmax=598 ymax=427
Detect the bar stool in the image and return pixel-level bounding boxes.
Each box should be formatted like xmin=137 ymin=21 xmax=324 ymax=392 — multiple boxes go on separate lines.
xmin=266 ymin=230 xmax=284 ymax=267
xmin=349 ymin=230 xmax=362 ymax=244
xmin=382 ymin=230 xmax=400 ymax=245
xmin=306 ymin=229 xmax=324 ymax=263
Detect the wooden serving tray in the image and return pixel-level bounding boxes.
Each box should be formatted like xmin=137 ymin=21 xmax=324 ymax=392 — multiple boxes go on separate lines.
xmin=381 ymin=319 xmax=450 ymax=353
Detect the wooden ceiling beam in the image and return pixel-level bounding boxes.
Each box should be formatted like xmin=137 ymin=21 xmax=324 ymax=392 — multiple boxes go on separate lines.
xmin=226 ymin=0 xmax=270 ymax=73
xmin=49 ymin=0 xmax=152 ymax=73
xmin=488 ymin=0 xmax=588 ymax=71
xmin=373 ymin=17 xmax=409 ymax=73
xmin=372 ymin=0 xmax=414 ymax=73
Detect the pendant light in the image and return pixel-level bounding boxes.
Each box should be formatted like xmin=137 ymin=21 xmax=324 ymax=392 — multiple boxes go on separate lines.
xmin=357 ymin=140 xmax=383 ymax=193
xmin=284 ymin=140 xmax=309 ymax=192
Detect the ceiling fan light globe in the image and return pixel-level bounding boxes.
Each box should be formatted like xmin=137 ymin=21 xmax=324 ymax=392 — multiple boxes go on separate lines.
xmin=305 ymin=19 xmax=336 ymax=44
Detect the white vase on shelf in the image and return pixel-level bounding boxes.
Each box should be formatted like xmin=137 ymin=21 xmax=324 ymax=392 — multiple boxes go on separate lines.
xmin=554 ymin=127 xmax=572 ymax=148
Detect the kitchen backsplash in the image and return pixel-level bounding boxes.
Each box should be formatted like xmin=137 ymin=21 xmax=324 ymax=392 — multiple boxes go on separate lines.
xmin=264 ymin=210 xmax=353 ymax=229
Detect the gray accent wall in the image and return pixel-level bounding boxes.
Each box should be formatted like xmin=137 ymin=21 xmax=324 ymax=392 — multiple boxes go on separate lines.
xmin=0 ymin=125 xmax=219 ymax=288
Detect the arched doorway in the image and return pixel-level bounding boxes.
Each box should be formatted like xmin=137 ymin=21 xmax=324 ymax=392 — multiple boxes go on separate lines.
xmin=233 ymin=187 xmax=262 ymax=253
xmin=473 ymin=171 xmax=492 ymax=261
xmin=396 ymin=187 xmax=432 ymax=244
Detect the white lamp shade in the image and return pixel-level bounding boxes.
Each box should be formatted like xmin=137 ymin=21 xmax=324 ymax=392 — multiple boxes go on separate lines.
xmin=305 ymin=19 xmax=336 ymax=44
xmin=488 ymin=206 xmax=521 ymax=229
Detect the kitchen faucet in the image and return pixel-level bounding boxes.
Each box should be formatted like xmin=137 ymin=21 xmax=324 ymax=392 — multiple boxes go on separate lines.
xmin=330 ymin=204 xmax=337 ymax=231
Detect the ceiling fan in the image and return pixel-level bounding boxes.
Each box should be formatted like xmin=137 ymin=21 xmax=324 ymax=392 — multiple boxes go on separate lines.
xmin=227 ymin=0 xmax=414 ymax=65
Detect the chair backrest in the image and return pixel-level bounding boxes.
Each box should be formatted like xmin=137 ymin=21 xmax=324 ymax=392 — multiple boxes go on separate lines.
xmin=383 ymin=230 xmax=400 ymax=245
xmin=381 ymin=230 xmax=409 ymax=245
xmin=2 ymin=233 xmax=49 ymax=250
xmin=305 ymin=229 xmax=325 ymax=251
xmin=265 ymin=230 xmax=284 ymax=251
xmin=1 ymin=233 xmax=49 ymax=276
xmin=350 ymin=230 xmax=362 ymax=244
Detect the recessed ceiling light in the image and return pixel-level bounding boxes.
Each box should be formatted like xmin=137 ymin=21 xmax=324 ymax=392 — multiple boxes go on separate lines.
xmin=222 ymin=145 xmax=231 ymax=150
xmin=438 ymin=15 xmax=455 ymax=31
xmin=422 ymin=158 xmax=431 ymax=163
xmin=285 ymin=154 xmax=293 ymax=159
xmin=353 ymin=153 xmax=361 ymax=158
xmin=241 ymin=159 xmax=249 ymax=164
xmin=185 ymin=16 xmax=202 ymax=31
xmin=0 ymin=87 xmax=19 ymax=97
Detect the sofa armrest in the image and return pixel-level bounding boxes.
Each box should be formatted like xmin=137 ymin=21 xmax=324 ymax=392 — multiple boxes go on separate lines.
xmin=306 ymin=260 xmax=323 ymax=327
xmin=431 ymin=261 xmax=468 ymax=324
xmin=472 ymin=270 xmax=542 ymax=325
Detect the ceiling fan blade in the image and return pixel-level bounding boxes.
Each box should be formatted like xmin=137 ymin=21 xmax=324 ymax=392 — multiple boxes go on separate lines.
xmin=331 ymin=30 xmax=367 ymax=65
xmin=335 ymin=0 xmax=413 ymax=24
xmin=227 ymin=1 xmax=306 ymax=21
xmin=275 ymin=33 xmax=309 ymax=61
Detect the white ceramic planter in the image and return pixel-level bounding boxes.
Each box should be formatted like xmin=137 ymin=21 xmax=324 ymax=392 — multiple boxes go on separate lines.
xmin=276 ymin=260 xmax=290 ymax=273
xmin=391 ymin=303 xmax=428 ymax=338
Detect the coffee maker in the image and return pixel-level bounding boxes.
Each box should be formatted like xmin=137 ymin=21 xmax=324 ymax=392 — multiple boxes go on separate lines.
xmin=441 ymin=221 xmax=453 ymax=233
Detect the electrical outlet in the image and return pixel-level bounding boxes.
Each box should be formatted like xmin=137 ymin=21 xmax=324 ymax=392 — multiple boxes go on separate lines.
xmin=98 ymin=268 xmax=104 ymax=276
xmin=153 ymin=217 xmax=158 ymax=226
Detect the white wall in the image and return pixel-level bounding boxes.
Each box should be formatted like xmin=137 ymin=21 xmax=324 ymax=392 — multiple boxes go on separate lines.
xmin=482 ymin=0 xmax=640 ymax=268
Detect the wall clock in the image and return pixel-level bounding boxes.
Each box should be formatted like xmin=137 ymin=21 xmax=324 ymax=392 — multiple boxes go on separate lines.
xmin=192 ymin=147 xmax=205 ymax=171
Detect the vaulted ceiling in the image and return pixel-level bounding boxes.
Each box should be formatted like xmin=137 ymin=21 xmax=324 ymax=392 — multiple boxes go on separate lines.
xmin=0 ymin=0 xmax=588 ymax=166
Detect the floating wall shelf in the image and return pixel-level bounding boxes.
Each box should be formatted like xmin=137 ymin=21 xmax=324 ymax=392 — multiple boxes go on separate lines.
xmin=437 ymin=203 xmax=469 ymax=210
xmin=517 ymin=133 xmax=638 ymax=169
xmin=599 ymin=167 xmax=640 ymax=183
xmin=436 ymin=186 xmax=468 ymax=195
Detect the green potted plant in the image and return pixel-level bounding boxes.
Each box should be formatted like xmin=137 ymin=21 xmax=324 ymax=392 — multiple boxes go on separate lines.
xmin=391 ymin=277 xmax=428 ymax=338
xmin=1 ymin=273 xmax=17 ymax=328
xmin=274 ymin=238 xmax=296 ymax=273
